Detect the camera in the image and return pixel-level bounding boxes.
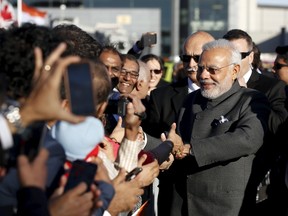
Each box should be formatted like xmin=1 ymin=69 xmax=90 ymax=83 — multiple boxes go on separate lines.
xmin=105 ymin=96 xmax=131 ymax=117
xmin=117 ymin=96 xmax=130 ymax=117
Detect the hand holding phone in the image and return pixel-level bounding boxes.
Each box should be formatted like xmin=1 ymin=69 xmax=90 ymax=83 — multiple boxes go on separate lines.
xmin=125 ymin=167 xmax=143 ymax=181
xmin=64 ymin=160 xmax=98 ymax=192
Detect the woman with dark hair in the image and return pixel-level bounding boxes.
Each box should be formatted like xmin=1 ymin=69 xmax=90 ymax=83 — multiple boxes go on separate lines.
xmin=140 ymin=54 xmax=169 ymax=95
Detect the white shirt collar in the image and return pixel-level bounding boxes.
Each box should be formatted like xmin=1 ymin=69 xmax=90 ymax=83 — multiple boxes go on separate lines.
xmin=243 ymin=68 xmax=252 ymax=84
xmin=188 ymin=78 xmax=200 ymax=93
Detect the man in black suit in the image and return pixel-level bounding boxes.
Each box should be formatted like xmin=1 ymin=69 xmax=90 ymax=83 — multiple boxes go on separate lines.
xmin=143 ymin=31 xmax=214 ymax=138
xmin=223 ymin=29 xmax=287 ymax=134
xmin=223 ymin=29 xmax=288 ymax=215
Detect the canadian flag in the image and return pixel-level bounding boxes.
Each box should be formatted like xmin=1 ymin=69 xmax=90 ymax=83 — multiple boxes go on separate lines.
xmin=0 ymin=0 xmax=16 ymax=28
xmin=21 ymin=1 xmax=48 ymax=26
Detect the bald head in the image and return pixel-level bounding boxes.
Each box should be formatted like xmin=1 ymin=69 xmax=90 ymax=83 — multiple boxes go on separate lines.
xmin=181 ymin=31 xmax=214 ymax=84
xmin=183 ymin=31 xmax=215 ymax=54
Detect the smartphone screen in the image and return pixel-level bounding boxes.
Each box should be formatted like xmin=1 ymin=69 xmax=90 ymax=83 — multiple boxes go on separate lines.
xmin=64 ymin=160 xmax=98 ymax=192
xmin=66 ymin=63 xmax=95 ymax=116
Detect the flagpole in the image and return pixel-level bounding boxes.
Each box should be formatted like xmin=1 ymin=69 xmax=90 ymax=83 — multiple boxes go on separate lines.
xmin=17 ymin=0 xmax=22 ymax=26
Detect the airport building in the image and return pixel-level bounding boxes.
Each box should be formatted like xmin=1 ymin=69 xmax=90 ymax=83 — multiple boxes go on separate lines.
xmin=11 ymin=0 xmax=288 ymax=60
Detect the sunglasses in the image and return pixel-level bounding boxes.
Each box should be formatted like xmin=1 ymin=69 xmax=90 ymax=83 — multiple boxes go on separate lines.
xmin=179 ymin=54 xmax=200 ymax=63
xmin=240 ymin=51 xmax=251 ymax=59
xmin=150 ymin=69 xmax=162 ymax=74
xmin=273 ymin=62 xmax=288 ymax=70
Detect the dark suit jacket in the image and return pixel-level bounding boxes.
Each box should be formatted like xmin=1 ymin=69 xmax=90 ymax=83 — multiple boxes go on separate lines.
xmin=168 ymin=81 xmax=270 ymax=216
xmin=246 ymin=70 xmax=288 ymax=208
xmin=247 ymin=69 xmax=288 ymax=134
xmin=143 ymin=78 xmax=188 ymax=138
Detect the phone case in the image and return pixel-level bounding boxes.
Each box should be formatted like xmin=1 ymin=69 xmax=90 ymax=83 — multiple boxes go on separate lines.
xmin=65 ymin=63 xmax=95 ymax=116
xmin=64 ymin=160 xmax=98 ymax=192
xmin=125 ymin=167 xmax=143 ymax=181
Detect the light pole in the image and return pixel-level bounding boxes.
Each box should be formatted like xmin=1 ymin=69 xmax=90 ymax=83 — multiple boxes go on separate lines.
xmin=171 ymin=0 xmax=180 ymax=58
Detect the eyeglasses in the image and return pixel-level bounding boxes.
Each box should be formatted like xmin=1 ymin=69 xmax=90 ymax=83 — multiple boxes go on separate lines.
xmin=240 ymin=51 xmax=251 ymax=59
xmin=198 ymin=63 xmax=235 ymax=75
xmin=273 ymin=62 xmax=288 ymax=70
xmin=120 ymin=69 xmax=139 ymax=79
xmin=179 ymin=54 xmax=200 ymax=63
xmin=150 ymin=69 xmax=162 ymax=74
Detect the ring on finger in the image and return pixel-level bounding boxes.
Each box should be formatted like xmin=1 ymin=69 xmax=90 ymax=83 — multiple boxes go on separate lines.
xmin=44 ymin=64 xmax=51 ymax=71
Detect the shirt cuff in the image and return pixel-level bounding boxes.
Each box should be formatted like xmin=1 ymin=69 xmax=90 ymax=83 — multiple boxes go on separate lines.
xmin=0 ymin=114 xmax=13 ymax=149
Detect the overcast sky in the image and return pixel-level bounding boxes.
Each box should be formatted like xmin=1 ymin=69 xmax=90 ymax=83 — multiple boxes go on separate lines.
xmin=257 ymin=0 xmax=288 ymax=6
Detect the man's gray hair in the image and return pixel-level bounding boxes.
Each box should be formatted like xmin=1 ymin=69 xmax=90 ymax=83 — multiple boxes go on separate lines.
xmin=137 ymin=60 xmax=150 ymax=82
xmin=202 ymin=39 xmax=241 ymax=65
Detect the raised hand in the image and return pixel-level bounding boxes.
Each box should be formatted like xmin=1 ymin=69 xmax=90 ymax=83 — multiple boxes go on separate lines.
xmin=20 ymin=43 xmax=84 ymax=127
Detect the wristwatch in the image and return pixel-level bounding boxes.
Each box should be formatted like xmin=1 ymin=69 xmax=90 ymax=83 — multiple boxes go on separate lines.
xmin=1 ymin=102 xmax=25 ymax=134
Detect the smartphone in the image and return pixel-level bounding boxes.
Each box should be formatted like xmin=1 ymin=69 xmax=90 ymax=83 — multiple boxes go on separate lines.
xmin=125 ymin=167 xmax=143 ymax=181
xmin=141 ymin=32 xmax=157 ymax=47
xmin=65 ymin=63 xmax=95 ymax=116
xmin=7 ymin=121 xmax=47 ymax=168
xmin=64 ymin=160 xmax=98 ymax=192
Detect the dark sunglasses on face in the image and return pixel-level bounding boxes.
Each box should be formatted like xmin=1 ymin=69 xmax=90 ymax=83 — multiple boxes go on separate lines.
xmin=273 ymin=62 xmax=288 ymax=70
xmin=179 ymin=54 xmax=200 ymax=63
xmin=240 ymin=51 xmax=251 ymax=59
xmin=150 ymin=69 xmax=162 ymax=74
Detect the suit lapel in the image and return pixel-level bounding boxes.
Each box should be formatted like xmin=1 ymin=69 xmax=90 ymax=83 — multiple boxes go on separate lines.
xmin=247 ymin=69 xmax=260 ymax=89
xmin=171 ymin=85 xmax=188 ymax=116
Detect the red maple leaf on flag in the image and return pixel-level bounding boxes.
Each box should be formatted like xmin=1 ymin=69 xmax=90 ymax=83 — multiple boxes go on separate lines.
xmin=1 ymin=4 xmax=13 ymax=20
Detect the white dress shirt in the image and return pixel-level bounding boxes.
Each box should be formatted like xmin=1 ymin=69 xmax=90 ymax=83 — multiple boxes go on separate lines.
xmin=188 ymin=78 xmax=200 ymax=93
